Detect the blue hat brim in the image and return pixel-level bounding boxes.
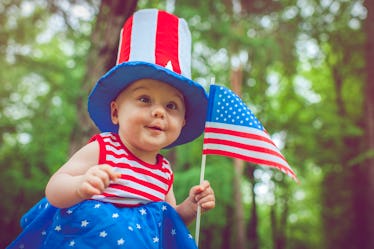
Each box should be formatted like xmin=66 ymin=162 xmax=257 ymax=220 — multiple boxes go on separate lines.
xmin=88 ymin=61 xmax=208 ymax=148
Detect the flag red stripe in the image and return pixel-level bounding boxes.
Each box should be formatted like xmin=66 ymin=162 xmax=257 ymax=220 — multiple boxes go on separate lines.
xmin=203 ymin=149 xmax=296 ymax=178
xmin=204 ymin=127 xmax=277 ymax=147
xmin=203 ymin=137 xmax=287 ymax=161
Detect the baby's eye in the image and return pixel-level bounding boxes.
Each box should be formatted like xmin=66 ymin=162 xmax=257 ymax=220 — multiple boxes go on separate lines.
xmin=166 ymin=102 xmax=177 ymax=110
xmin=139 ymin=96 xmax=151 ymax=103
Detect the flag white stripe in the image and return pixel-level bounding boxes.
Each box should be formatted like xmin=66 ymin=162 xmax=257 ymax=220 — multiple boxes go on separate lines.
xmin=205 ymin=121 xmax=285 ymax=158
xmin=204 ymin=132 xmax=282 ymax=156
xmin=203 ymin=143 xmax=290 ymax=168
xmin=205 ymin=122 xmax=272 ymax=140
xmin=204 ymin=123 xmax=288 ymax=166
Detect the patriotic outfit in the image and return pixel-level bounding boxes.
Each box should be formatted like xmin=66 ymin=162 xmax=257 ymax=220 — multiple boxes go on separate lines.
xmin=8 ymin=9 xmax=207 ymax=249
xmin=89 ymin=132 xmax=174 ymax=207
xmin=7 ymin=133 xmax=198 ymax=249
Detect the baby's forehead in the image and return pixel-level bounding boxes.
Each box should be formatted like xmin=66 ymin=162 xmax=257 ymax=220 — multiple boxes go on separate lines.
xmin=118 ymin=79 xmax=185 ymax=101
xmin=133 ymin=79 xmax=182 ymax=93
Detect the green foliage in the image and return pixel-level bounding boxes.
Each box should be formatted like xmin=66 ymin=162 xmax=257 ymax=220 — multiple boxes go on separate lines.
xmin=0 ymin=0 xmax=369 ymax=248
xmin=0 ymin=1 xmax=90 ymax=246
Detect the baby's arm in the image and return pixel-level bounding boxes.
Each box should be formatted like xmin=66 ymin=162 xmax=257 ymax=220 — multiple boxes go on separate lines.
xmin=45 ymin=141 xmax=120 ymax=208
xmin=166 ymin=181 xmax=215 ymax=225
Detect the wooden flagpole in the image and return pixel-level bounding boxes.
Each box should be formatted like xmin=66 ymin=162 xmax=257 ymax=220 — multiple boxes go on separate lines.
xmin=195 ymin=77 xmax=215 ymax=246
xmin=195 ymin=154 xmax=206 ymax=246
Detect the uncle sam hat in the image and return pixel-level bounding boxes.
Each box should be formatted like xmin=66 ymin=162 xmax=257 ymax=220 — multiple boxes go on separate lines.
xmin=88 ymin=9 xmax=208 ymax=148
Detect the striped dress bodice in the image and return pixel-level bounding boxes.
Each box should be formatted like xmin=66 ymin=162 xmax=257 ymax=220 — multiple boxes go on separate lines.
xmin=89 ymin=132 xmax=174 ymax=206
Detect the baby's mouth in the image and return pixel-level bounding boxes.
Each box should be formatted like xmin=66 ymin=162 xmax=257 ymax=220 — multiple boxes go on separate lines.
xmin=147 ymin=125 xmax=163 ymax=131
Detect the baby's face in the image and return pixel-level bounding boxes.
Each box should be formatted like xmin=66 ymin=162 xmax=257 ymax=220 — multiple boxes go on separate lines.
xmin=110 ymin=79 xmax=186 ymax=157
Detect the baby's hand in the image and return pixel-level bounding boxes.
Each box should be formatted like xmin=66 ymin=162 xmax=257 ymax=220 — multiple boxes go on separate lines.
xmin=189 ymin=180 xmax=215 ymax=213
xmin=76 ymin=164 xmax=121 ymax=200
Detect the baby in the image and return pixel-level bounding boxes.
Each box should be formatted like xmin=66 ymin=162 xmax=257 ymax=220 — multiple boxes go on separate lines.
xmin=8 ymin=8 xmax=215 ymax=249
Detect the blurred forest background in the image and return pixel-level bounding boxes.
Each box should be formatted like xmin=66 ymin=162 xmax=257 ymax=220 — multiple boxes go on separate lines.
xmin=1 ymin=0 xmax=373 ymax=248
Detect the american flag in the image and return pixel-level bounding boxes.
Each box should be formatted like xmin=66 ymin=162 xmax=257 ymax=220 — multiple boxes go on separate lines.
xmin=203 ymin=85 xmax=297 ymax=181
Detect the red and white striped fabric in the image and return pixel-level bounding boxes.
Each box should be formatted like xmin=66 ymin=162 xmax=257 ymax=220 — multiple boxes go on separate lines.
xmin=89 ymin=132 xmax=174 ymax=207
xmin=117 ymin=9 xmax=191 ymax=78
xmin=203 ymin=85 xmax=298 ymax=181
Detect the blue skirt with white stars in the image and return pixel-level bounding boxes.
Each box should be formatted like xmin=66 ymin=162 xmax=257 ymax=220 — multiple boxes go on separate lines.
xmin=7 ymin=198 xmax=198 ymax=249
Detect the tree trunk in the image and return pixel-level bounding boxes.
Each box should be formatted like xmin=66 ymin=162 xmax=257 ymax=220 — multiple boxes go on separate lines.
xmin=221 ymin=205 xmax=234 ymax=249
xmin=246 ymin=165 xmax=259 ymax=249
xmin=201 ymin=226 xmax=214 ymax=249
xmin=230 ymin=67 xmax=246 ymax=249
xmin=270 ymin=183 xmax=289 ymax=249
xmin=322 ymin=62 xmax=357 ymax=249
xmin=69 ymin=0 xmax=138 ymax=155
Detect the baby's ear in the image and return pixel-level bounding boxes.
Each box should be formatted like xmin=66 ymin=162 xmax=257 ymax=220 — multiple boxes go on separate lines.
xmin=110 ymin=101 xmax=119 ymax=124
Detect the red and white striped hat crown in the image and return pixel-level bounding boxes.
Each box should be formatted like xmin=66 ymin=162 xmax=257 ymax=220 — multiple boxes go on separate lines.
xmin=117 ymin=9 xmax=191 ymax=78
xmin=88 ymin=9 xmax=208 ymax=148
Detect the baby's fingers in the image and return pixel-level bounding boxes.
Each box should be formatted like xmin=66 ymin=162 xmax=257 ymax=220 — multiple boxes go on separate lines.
xmin=190 ymin=180 xmax=210 ymax=196
xmin=77 ymin=181 xmax=101 ymax=199
xmin=196 ymin=188 xmax=215 ymax=203
xmin=199 ymin=194 xmax=216 ymax=210
xmin=100 ymin=164 xmax=121 ymax=181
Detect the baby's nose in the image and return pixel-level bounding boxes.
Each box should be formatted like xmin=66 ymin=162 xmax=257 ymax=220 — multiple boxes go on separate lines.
xmin=152 ymin=105 xmax=165 ymax=118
